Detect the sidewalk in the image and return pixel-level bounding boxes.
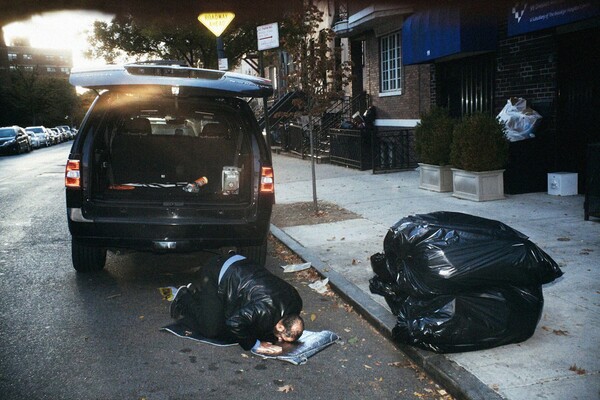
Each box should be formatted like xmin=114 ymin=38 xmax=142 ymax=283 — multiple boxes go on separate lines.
xmin=269 ymin=153 xmax=600 ymax=400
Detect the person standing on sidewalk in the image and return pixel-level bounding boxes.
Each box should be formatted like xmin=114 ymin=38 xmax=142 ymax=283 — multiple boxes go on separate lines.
xmin=170 ymin=253 xmax=304 ymax=355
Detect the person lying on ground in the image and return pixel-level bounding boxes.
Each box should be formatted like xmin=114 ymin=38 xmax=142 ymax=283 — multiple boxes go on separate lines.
xmin=170 ymin=253 xmax=304 ymax=355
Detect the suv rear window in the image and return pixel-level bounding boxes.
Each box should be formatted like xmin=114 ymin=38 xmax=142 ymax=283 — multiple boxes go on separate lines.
xmin=85 ymin=91 xmax=256 ymax=203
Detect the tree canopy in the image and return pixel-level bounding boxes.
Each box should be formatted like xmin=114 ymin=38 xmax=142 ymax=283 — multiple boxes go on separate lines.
xmin=86 ymin=14 xmax=259 ymax=69
xmin=2 ymin=68 xmax=78 ymax=127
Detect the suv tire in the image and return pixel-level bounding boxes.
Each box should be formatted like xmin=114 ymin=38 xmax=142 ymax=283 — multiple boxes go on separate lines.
xmin=239 ymin=240 xmax=267 ymax=267
xmin=72 ymin=239 xmax=107 ymax=272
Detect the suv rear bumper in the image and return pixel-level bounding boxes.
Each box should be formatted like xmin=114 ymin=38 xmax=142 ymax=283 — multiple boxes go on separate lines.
xmin=68 ymin=206 xmax=271 ymax=252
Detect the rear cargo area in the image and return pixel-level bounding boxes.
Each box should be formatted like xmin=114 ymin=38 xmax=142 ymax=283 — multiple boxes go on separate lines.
xmin=88 ymin=93 xmax=255 ymax=203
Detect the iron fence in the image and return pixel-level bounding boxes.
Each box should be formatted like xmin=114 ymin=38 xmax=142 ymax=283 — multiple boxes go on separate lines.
xmin=372 ymin=127 xmax=418 ymax=173
xmin=328 ymin=127 xmax=418 ymax=173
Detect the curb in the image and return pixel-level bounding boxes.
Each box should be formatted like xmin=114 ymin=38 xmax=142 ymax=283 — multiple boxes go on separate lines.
xmin=270 ymin=224 xmax=504 ymax=400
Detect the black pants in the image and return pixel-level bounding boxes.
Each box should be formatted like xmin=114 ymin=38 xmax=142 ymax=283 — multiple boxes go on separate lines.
xmin=181 ymin=256 xmax=228 ymax=339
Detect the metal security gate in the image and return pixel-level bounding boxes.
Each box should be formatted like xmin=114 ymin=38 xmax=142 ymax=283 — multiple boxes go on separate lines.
xmin=372 ymin=128 xmax=418 ymax=173
xmin=329 ymin=128 xmax=372 ymax=170
xmin=435 ymin=54 xmax=495 ymax=117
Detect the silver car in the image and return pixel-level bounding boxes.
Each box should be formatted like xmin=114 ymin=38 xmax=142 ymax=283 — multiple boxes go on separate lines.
xmin=25 ymin=126 xmax=50 ymax=148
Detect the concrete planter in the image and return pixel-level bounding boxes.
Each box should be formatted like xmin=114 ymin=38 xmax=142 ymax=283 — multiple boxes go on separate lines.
xmin=451 ymin=168 xmax=505 ymax=201
xmin=418 ymin=163 xmax=453 ymax=192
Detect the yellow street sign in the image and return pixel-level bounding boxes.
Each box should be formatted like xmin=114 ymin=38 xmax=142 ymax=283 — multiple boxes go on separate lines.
xmin=198 ymin=12 xmax=235 ymax=37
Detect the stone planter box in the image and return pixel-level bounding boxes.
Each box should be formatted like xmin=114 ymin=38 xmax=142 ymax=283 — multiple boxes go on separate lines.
xmin=451 ymin=168 xmax=505 ymax=201
xmin=418 ymin=163 xmax=453 ymax=192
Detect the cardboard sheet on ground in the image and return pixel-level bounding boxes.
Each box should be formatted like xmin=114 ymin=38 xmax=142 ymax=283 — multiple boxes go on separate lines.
xmin=161 ymin=322 xmax=339 ymax=365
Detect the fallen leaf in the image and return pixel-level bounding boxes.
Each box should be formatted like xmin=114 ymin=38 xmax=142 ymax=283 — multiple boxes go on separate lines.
xmin=241 ymin=353 xmax=249 ymax=358
xmin=138 ymin=315 xmax=144 ymax=320
xmin=340 ymin=237 xmax=345 ymax=241
xmin=553 ymin=329 xmax=569 ymax=336
xmin=364 ymin=364 xmax=372 ymax=369
xmin=310 ymin=313 xmax=317 ymax=321
xmin=277 ymin=385 xmax=294 ymax=393
xmin=348 ymin=336 xmax=359 ymax=344
xmin=344 ymin=328 xmax=351 ymax=333
xmin=569 ymin=364 xmax=586 ymax=375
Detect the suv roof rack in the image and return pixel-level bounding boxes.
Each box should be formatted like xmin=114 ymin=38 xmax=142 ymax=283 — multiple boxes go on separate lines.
xmin=69 ymin=63 xmax=273 ymax=98
xmin=130 ymin=60 xmax=188 ymax=67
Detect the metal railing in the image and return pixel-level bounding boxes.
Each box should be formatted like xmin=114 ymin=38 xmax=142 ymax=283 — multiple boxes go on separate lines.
xmin=327 ymin=126 xmax=418 ymax=173
xmin=372 ymin=127 xmax=418 ymax=173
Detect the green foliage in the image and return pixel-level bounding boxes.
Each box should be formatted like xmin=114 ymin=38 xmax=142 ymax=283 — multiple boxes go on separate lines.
xmin=3 ymin=68 xmax=78 ymax=127
xmin=279 ymin=3 xmax=352 ymax=116
xmin=86 ymin=14 xmax=258 ymax=69
xmin=414 ymin=107 xmax=455 ymax=166
xmin=450 ymin=113 xmax=509 ymax=172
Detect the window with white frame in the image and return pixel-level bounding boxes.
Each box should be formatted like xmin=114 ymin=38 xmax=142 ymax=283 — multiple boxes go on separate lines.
xmin=8 ymin=53 xmax=17 ymax=61
xmin=379 ymin=31 xmax=402 ymax=95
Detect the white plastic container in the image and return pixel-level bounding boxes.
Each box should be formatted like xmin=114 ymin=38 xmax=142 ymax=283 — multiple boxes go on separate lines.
xmin=548 ymin=172 xmax=578 ymax=196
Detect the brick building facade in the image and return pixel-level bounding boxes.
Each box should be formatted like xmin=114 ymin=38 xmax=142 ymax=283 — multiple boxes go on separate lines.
xmin=333 ymin=1 xmax=599 ymax=193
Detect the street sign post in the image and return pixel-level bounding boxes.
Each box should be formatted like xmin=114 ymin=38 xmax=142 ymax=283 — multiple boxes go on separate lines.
xmin=198 ymin=12 xmax=235 ymax=37
xmin=198 ymin=12 xmax=235 ymax=71
xmin=255 ymin=23 xmax=279 ymax=150
xmin=257 ymin=22 xmax=279 ymax=51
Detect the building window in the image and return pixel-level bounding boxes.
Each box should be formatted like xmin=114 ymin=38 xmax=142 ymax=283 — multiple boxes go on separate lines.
xmin=379 ymin=31 xmax=402 ymax=95
xmin=8 ymin=53 xmax=17 ymax=61
xmin=61 ymin=67 xmax=70 ymax=74
xmin=24 ymin=66 xmax=33 ymax=71
xmin=23 ymin=54 xmax=33 ymax=60
xmin=45 ymin=55 xmax=55 ymax=61
xmin=47 ymin=67 xmax=56 ymax=72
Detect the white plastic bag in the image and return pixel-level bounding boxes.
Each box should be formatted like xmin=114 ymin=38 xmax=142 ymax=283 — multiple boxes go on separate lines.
xmin=280 ymin=262 xmax=312 ymax=273
xmin=308 ymin=278 xmax=329 ymax=294
xmin=497 ymin=98 xmax=542 ymax=142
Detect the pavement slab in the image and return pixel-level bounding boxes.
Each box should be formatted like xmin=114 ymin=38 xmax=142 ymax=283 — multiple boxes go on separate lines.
xmin=270 ymin=154 xmax=600 ymax=400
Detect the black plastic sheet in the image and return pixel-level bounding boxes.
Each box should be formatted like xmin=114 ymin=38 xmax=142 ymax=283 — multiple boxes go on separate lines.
xmin=370 ymin=211 xmax=562 ymax=353
xmin=382 ymin=211 xmax=563 ymax=297
xmin=391 ymin=285 xmax=544 ymax=353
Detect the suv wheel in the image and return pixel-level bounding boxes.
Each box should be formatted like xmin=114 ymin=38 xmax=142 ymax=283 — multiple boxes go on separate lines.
xmin=72 ymin=239 xmax=107 ymax=272
xmin=239 ymin=240 xmax=267 ymax=267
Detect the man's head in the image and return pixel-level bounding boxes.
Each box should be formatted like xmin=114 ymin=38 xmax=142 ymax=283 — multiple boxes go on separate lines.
xmin=274 ymin=314 xmax=304 ymax=343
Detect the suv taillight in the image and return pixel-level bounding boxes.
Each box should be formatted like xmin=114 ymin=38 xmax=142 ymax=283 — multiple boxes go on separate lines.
xmin=65 ymin=160 xmax=81 ymax=188
xmin=260 ymin=166 xmax=274 ymax=194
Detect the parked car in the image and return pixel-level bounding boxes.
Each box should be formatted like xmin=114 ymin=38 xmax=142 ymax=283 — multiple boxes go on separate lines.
xmin=48 ymin=127 xmax=62 ymax=144
xmin=0 ymin=126 xmax=32 ymax=154
xmin=25 ymin=126 xmax=50 ymax=148
xmin=65 ymin=63 xmax=275 ymax=272
xmin=56 ymin=125 xmax=73 ymax=140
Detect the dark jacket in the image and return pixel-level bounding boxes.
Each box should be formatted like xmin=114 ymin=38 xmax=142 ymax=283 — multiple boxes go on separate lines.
xmin=218 ymin=257 xmax=303 ymax=350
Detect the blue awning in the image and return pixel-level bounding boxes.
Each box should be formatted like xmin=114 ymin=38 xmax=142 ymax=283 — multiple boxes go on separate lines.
xmin=402 ymin=7 xmax=497 ymax=65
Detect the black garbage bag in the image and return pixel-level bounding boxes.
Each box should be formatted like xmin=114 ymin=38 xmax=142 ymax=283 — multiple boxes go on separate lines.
xmin=381 ymin=211 xmax=562 ymax=297
xmin=391 ymin=285 xmax=544 ymax=353
xmin=369 ymin=275 xmax=407 ymax=315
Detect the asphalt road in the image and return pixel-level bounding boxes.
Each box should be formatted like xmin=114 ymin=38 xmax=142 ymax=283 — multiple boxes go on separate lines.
xmin=0 ymin=144 xmax=452 ymax=400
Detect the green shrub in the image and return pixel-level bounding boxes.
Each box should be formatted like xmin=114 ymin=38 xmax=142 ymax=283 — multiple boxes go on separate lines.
xmin=450 ymin=113 xmax=509 ymax=172
xmin=415 ymin=107 xmax=455 ymax=166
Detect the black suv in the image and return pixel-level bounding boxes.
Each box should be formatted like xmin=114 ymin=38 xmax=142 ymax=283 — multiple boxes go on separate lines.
xmin=65 ymin=63 xmax=275 ymax=272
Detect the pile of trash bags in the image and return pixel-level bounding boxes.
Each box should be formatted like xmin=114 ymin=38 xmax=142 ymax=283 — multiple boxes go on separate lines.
xmin=369 ymin=211 xmax=563 ymax=353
